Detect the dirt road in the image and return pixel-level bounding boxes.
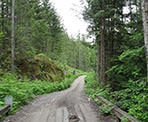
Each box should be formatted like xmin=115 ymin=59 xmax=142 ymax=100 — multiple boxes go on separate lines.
xmin=3 ymin=76 xmax=99 ymax=122
xmin=3 ymin=76 xmax=118 ymax=122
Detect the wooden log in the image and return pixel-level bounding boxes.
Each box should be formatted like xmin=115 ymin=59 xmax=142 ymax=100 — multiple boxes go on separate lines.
xmin=0 ymin=105 xmax=11 ymax=115
xmin=95 ymin=95 xmax=139 ymax=122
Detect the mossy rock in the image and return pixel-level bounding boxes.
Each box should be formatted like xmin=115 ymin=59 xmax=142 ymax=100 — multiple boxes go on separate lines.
xmin=16 ymin=53 xmax=64 ymax=81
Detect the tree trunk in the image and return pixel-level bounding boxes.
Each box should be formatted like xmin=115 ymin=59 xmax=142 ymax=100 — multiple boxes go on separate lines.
xmin=100 ymin=18 xmax=106 ymax=84
xmin=96 ymin=35 xmax=100 ymax=82
xmin=51 ymin=39 xmax=55 ymax=52
xmin=11 ymin=0 xmax=15 ymax=73
xmin=142 ymin=0 xmax=148 ymax=80
xmin=1 ymin=0 xmax=4 ymax=31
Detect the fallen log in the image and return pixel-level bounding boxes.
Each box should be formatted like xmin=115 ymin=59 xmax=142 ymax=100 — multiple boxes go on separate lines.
xmin=95 ymin=95 xmax=139 ymax=122
xmin=0 ymin=105 xmax=11 ymax=116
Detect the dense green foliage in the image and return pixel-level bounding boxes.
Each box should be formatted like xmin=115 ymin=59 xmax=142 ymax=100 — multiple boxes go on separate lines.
xmin=85 ymin=73 xmax=110 ymax=100
xmin=83 ymin=1 xmax=147 ymax=121
xmin=111 ymin=79 xmax=148 ymax=121
xmin=83 ymin=0 xmax=146 ymax=87
xmin=55 ymin=37 xmax=96 ymax=71
xmin=0 ymin=0 xmax=96 ymax=73
xmin=85 ymin=73 xmax=148 ymax=122
xmin=107 ymin=46 xmax=146 ymax=89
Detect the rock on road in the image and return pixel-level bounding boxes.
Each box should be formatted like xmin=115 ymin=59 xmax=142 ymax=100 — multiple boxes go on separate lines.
xmin=3 ymin=76 xmax=117 ymax=122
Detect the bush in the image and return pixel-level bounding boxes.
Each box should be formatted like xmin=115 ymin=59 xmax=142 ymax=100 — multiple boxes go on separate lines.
xmin=110 ymin=78 xmax=148 ymax=122
xmin=85 ymin=72 xmax=110 ymax=100
xmin=85 ymin=73 xmax=148 ymax=122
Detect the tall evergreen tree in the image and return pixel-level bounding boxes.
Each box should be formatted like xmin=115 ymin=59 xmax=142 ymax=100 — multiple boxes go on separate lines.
xmin=83 ymin=0 xmax=146 ymax=88
xmin=83 ymin=0 xmax=126 ymax=84
xmin=11 ymin=0 xmax=15 ymax=73
xmin=142 ymin=0 xmax=148 ymax=80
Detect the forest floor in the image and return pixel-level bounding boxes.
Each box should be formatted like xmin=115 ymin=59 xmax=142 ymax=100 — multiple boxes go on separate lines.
xmin=3 ymin=76 xmax=118 ymax=122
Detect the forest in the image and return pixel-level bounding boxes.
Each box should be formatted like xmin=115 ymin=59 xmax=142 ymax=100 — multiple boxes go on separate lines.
xmin=0 ymin=0 xmax=148 ymax=122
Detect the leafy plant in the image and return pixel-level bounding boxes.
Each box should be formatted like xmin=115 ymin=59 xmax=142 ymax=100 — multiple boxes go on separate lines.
xmin=107 ymin=46 xmax=146 ymax=89
xmin=110 ymin=78 xmax=148 ymax=122
xmin=85 ymin=73 xmax=148 ymax=122
xmin=85 ymin=72 xmax=110 ymax=99
xmin=121 ymin=117 xmax=130 ymax=122
xmin=99 ymin=104 xmax=112 ymax=115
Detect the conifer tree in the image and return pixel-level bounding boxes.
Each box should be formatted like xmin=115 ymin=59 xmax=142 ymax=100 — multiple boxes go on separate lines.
xmin=142 ymin=0 xmax=148 ymax=80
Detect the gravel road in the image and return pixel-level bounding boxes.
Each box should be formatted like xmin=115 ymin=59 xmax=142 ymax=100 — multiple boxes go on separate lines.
xmin=3 ymin=76 xmax=117 ymax=122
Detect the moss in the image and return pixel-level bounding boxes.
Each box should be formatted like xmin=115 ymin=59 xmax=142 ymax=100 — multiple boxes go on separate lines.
xmin=16 ymin=53 xmax=64 ymax=81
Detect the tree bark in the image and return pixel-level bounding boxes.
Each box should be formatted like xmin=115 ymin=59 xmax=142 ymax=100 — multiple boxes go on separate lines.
xmin=1 ymin=0 xmax=4 ymax=32
xmin=100 ymin=18 xmax=106 ymax=84
xmin=96 ymin=35 xmax=100 ymax=82
xmin=11 ymin=0 xmax=15 ymax=73
xmin=142 ymin=0 xmax=148 ymax=80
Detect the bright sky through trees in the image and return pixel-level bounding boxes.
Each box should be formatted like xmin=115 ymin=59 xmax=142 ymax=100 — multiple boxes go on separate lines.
xmin=50 ymin=0 xmax=88 ymax=38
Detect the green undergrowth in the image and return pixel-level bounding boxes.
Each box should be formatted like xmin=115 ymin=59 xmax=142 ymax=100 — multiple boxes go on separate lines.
xmin=85 ymin=72 xmax=148 ymax=122
xmin=85 ymin=72 xmax=110 ymax=100
xmin=110 ymin=78 xmax=148 ymax=122
xmin=0 ymin=69 xmax=83 ymax=116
